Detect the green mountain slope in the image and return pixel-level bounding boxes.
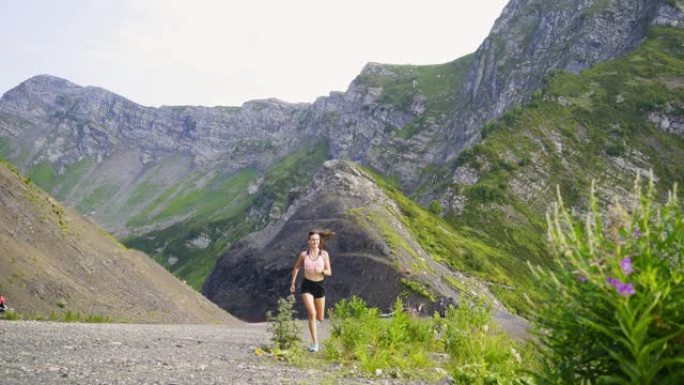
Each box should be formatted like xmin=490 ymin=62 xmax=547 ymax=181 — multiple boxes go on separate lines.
xmin=415 ymin=26 xmax=684 ymax=312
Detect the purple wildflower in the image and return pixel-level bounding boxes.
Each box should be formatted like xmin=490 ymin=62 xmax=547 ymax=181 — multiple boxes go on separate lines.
xmin=617 ymin=282 xmax=635 ymax=297
xmin=633 ymin=228 xmax=642 ymax=238
xmin=620 ymin=257 xmax=633 ymax=276
xmin=606 ymin=277 xmax=636 ymax=297
xmin=577 ymin=275 xmax=587 ymax=283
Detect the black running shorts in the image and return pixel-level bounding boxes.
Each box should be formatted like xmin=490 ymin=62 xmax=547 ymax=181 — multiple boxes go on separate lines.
xmin=301 ymin=278 xmax=325 ymax=298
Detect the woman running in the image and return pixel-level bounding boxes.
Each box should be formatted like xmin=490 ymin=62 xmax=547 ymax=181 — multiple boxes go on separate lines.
xmin=290 ymin=229 xmax=334 ymax=352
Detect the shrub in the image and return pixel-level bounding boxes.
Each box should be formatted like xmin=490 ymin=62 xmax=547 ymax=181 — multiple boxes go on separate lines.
xmin=266 ymin=295 xmax=301 ymax=350
xmin=0 ymin=310 xmax=19 ymax=320
xmin=429 ymin=200 xmax=442 ymax=215
xmin=529 ymin=177 xmax=684 ymax=384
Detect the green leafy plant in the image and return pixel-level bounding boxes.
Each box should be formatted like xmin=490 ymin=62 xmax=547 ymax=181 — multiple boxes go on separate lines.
xmin=439 ymin=298 xmax=535 ymax=385
xmin=530 ymin=177 xmax=684 ymax=384
xmin=324 ymin=296 xmax=534 ymax=383
xmin=266 ymin=295 xmax=301 ymax=350
xmin=0 ymin=310 xmax=19 ymax=320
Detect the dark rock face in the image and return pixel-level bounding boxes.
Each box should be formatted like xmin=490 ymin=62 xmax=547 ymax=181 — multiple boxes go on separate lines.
xmin=203 ymin=209 xmax=406 ymax=321
xmin=202 ymin=161 xmax=411 ymax=321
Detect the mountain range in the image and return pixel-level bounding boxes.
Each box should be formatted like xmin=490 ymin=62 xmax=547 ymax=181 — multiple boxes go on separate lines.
xmin=0 ymin=0 xmax=683 ymax=322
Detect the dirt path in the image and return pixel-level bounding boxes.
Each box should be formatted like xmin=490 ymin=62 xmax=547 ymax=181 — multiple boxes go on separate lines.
xmin=0 ymin=320 xmax=433 ymax=385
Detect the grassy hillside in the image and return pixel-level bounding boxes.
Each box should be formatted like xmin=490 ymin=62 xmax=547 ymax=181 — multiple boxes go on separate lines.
xmin=363 ymin=166 xmax=535 ymax=313
xmin=415 ymin=26 xmax=684 ymax=312
xmin=0 ymin=160 xmax=237 ymax=324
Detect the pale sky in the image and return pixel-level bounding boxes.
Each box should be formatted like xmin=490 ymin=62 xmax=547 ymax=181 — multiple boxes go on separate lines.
xmin=0 ymin=0 xmax=509 ymax=107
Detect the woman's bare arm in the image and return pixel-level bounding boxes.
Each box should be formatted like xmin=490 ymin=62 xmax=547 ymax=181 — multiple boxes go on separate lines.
xmin=290 ymin=252 xmax=305 ymax=293
xmin=323 ymin=252 xmax=332 ymax=277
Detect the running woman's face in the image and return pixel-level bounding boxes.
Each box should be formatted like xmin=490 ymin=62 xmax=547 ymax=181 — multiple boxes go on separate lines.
xmin=308 ymin=233 xmax=320 ymax=248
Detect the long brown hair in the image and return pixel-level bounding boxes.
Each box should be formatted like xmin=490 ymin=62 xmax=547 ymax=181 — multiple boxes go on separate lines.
xmin=308 ymin=229 xmax=335 ymax=250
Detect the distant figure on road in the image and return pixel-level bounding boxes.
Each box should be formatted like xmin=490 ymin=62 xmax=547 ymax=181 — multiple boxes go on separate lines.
xmin=0 ymin=294 xmax=6 ymax=312
xmin=290 ymin=229 xmax=334 ymax=352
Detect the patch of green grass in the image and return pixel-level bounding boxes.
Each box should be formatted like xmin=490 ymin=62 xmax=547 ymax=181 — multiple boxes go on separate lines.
xmin=255 ymin=138 xmax=330 ymax=212
xmin=27 ymin=161 xmax=56 ymax=191
xmin=76 ymin=184 xmax=120 ymax=213
xmin=153 ymin=167 xmax=257 ymax=222
xmin=394 ymin=120 xmax=421 ymax=140
xmin=126 ymin=184 xmax=180 ymax=228
xmin=585 ymin=0 xmax=609 ymax=16
xmin=441 ymin=274 xmax=468 ymax=294
xmin=363 ymin=164 xmax=544 ymax=313
xmin=122 ymin=179 xmax=159 ymax=209
xmin=365 ymin=210 xmax=419 ymax=260
xmin=362 ymin=166 xmax=511 ymax=281
xmin=400 ymin=279 xmax=436 ymax=302
xmin=1 ymin=310 xmax=115 ymax=323
xmin=0 ymin=310 xmax=20 ymax=320
xmin=54 ymin=157 xmax=95 ymax=200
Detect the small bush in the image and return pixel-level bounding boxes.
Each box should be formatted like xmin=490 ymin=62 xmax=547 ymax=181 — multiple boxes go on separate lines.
xmin=266 ymin=295 xmax=301 ymax=350
xmin=429 ymin=200 xmax=442 ymax=215
xmin=0 ymin=310 xmax=19 ymax=320
xmin=530 ymin=177 xmax=684 ymax=384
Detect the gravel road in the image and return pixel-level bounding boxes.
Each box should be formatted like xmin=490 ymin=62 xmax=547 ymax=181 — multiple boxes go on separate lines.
xmin=0 ymin=321 xmax=438 ymax=385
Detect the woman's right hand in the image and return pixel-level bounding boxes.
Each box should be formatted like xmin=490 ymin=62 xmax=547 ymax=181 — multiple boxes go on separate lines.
xmin=290 ymin=284 xmax=296 ymax=294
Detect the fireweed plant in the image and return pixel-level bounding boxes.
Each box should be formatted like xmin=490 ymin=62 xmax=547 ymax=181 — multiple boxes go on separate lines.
xmin=529 ymin=176 xmax=684 ymax=384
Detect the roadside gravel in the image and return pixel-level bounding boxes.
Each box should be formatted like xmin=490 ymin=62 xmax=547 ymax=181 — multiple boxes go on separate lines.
xmin=0 ymin=321 xmax=442 ymax=385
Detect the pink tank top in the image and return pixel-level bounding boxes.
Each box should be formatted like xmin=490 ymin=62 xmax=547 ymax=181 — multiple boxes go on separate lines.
xmin=304 ymin=250 xmax=324 ymax=271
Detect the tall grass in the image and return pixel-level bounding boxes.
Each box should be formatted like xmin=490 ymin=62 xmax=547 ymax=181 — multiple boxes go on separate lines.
xmin=323 ymin=296 xmax=535 ymax=383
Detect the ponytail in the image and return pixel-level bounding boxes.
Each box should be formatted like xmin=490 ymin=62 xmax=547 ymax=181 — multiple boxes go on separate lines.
xmin=308 ymin=229 xmax=335 ymax=250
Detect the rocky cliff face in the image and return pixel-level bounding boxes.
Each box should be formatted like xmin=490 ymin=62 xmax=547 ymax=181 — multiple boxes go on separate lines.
xmin=0 ymin=75 xmax=310 ymax=171
xmin=449 ymin=0 xmax=674 ymax=159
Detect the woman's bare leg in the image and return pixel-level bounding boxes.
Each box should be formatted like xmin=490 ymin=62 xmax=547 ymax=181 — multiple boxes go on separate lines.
xmin=314 ymin=297 xmax=325 ymax=322
xmin=301 ymin=293 xmax=317 ymax=343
